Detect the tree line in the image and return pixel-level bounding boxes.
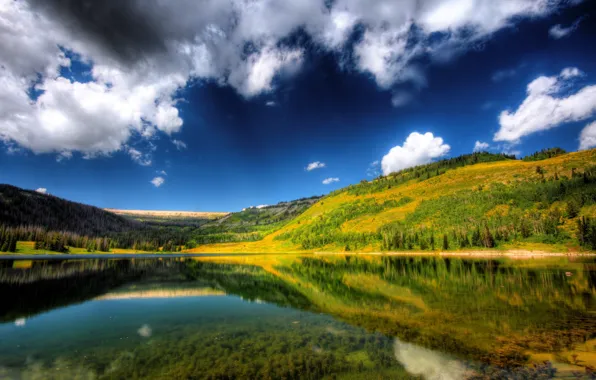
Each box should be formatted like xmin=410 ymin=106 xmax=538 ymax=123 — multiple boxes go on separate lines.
xmin=341 ymin=152 xmax=516 ymax=196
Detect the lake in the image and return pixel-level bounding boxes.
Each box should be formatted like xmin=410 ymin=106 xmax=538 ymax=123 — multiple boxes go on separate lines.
xmin=0 ymin=255 xmax=594 ymax=379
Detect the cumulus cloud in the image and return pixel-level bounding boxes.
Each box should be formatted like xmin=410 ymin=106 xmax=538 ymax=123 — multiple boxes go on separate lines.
xmin=494 ymin=67 xmax=596 ymax=143
xmin=265 ymin=101 xmax=277 ymax=107
xmin=150 ymin=177 xmax=165 ymax=188
xmin=473 ymin=141 xmax=490 ymax=152
xmin=306 ymin=161 xmax=326 ymax=171
xmin=381 ymin=132 xmax=450 ymax=175
xmin=35 ymin=188 xmax=47 ymax=194
xmin=157 ymin=170 xmax=167 ymax=176
xmin=0 ymin=0 xmax=579 ymax=159
xmin=322 ymin=177 xmax=339 ymax=185
xmin=579 ymin=121 xmax=596 ymax=151
xmin=549 ymin=17 xmax=583 ymax=39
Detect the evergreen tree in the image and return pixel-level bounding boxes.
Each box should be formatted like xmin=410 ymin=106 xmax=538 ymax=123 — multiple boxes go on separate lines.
xmin=442 ymin=234 xmax=449 ymax=250
xmin=9 ymin=236 xmax=17 ymax=252
xmin=482 ymin=224 xmax=495 ymax=248
xmin=472 ymin=226 xmax=481 ymax=247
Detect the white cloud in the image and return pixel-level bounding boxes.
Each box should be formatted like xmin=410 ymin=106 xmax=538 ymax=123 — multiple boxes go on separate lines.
xmin=35 ymin=188 xmax=47 ymax=194
xmin=256 ymin=205 xmax=268 ymax=209
xmin=579 ymin=121 xmax=596 ymax=151
xmin=228 ymin=44 xmax=304 ymax=98
xmin=0 ymin=0 xmax=580 ymax=158
xmin=127 ymin=147 xmax=152 ymax=166
xmin=495 ymin=67 xmax=596 ymax=143
xmin=306 ymin=161 xmax=326 ymax=171
xmin=322 ymin=177 xmax=339 ymax=185
xmin=549 ymin=17 xmax=583 ymax=39
xmin=150 ymin=177 xmax=165 ymax=187
xmin=265 ymin=101 xmax=277 ymax=107
xmin=158 ymin=170 xmax=167 ymax=176
xmin=172 ymin=139 xmax=187 ymax=150
xmin=381 ymin=132 xmax=450 ymax=175
xmin=14 ymin=318 xmax=26 ymax=327
xmin=56 ymin=151 xmax=73 ymax=162
xmin=560 ymin=67 xmax=583 ymax=79
xmin=473 ymin=141 xmax=490 ymax=152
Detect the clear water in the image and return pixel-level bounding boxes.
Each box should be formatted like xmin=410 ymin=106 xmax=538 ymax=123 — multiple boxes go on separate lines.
xmin=0 ymin=256 xmax=594 ymax=379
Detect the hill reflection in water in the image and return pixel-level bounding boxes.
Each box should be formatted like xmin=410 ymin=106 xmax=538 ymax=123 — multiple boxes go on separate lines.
xmin=0 ymin=255 xmax=594 ymax=379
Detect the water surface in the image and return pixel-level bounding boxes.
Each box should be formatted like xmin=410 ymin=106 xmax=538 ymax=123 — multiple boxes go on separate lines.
xmin=0 ymin=255 xmax=594 ymax=379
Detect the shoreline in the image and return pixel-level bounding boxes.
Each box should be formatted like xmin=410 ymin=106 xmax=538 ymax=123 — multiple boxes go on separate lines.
xmin=0 ymin=253 xmax=259 ymax=260
xmin=313 ymin=249 xmax=596 ymax=259
xmin=0 ymin=249 xmax=594 ymax=260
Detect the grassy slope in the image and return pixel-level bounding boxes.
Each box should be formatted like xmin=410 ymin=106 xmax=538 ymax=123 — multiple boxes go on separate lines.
xmin=6 ymin=241 xmax=156 ymax=255
xmin=187 ymin=149 xmax=596 ymax=253
xmin=187 ymin=196 xmax=322 ymax=243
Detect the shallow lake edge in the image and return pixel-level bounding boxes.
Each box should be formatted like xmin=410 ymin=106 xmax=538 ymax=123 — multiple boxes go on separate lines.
xmin=0 ymin=249 xmax=594 ymax=260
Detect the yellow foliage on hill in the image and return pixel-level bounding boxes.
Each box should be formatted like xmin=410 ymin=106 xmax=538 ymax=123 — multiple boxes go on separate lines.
xmin=187 ymin=149 xmax=596 ymax=254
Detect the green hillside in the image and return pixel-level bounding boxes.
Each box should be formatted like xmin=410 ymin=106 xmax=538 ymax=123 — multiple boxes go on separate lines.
xmin=2 ymin=149 xmax=595 ymax=255
xmin=188 ymin=196 xmax=322 ymax=245
xmin=0 ymin=184 xmax=321 ymax=253
xmin=189 ymin=148 xmax=596 ymax=253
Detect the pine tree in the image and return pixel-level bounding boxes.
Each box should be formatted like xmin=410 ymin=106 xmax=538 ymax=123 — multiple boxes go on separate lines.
xmin=577 ymin=217 xmax=589 ymax=245
xmin=9 ymin=236 xmax=17 ymax=252
xmin=482 ymin=224 xmax=495 ymax=248
xmin=472 ymin=226 xmax=481 ymax=247
xmin=442 ymin=234 xmax=449 ymax=250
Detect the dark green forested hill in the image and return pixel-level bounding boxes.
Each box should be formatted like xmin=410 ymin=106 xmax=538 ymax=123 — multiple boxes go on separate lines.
xmin=0 ymin=184 xmax=140 ymax=235
xmin=0 ymin=184 xmax=321 ymax=253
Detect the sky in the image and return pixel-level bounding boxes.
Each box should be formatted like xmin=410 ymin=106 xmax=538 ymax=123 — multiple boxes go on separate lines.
xmin=1 ymin=0 xmax=596 ymax=212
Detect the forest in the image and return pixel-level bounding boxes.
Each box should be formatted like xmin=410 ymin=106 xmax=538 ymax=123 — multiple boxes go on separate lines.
xmin=0 ymin=185 xmax=321 ymax=253
xmin=1 ymin=148 xmax=595 ymax=254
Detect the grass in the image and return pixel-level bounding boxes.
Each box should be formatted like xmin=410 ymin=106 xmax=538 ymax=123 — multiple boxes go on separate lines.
xmin=188 ymin=149 xmax=596 ymax=254
xmin=0 ymin=241 xmax=178 ymax=255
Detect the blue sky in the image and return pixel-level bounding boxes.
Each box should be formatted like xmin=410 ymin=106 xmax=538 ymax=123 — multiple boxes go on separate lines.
xmin=1 ymin=0 xmax=595 ymax=211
